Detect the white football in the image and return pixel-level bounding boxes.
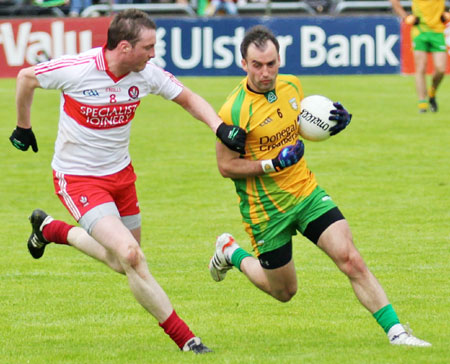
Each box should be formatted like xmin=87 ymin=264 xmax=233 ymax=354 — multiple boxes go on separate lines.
xmin=298 ymin=95 xmax=337 ymax=141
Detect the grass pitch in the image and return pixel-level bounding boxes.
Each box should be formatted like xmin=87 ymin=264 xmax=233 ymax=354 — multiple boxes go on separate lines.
xmin=0 ymin=74 xmax=449 ymax=364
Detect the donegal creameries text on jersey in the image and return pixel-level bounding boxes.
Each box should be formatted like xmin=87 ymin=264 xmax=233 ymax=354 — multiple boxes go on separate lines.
xmin=219 ymin=74 xmax=318 ymax=228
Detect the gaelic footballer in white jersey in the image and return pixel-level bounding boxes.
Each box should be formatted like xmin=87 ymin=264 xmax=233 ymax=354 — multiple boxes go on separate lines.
xmin=35 ymin=46 xmax=183 ymax=176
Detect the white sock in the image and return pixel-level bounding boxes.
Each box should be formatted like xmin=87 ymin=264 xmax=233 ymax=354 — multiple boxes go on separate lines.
xmin=224 ymin=243 xmax=239 ymax=262
xmin=387 ymin=323 xmax=406 ymax=341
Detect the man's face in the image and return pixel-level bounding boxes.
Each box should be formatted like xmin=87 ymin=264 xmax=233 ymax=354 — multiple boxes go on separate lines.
xmin=242 ymin=41 xmax=280 ymax=93
xmin=127 ymin=28 xmax=156 ymax=72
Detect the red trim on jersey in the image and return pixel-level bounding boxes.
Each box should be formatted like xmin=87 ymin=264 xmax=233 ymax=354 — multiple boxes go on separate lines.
xmin=95 ymin=48 xmax=106 ymax=71
xmin=100 ymin=46 xmax=130 ymax=83
xmin=63 ymin=94 xmax=140 ymax=129
xmin=35 ymin=54 xmax=96 ymax=75
xmin=165 ymin=70 xmax=183 ymax=88
xmin=149 ymin=61 xmax=184 ymax=88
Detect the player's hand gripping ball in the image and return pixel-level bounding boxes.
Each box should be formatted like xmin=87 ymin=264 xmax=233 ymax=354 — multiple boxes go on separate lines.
xmin=329 ymin=101 xmax=352 ymax=136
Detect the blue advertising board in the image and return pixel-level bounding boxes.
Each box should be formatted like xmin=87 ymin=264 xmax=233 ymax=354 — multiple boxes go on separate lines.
xmin=152 ymin=16 xmax=400 ymax=76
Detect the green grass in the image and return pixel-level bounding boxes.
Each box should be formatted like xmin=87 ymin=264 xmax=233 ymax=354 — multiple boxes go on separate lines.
xmin=0 ymin=75 xmax=449 ymax=364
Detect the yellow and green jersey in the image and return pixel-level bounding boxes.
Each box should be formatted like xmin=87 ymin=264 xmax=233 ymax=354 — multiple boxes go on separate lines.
xmin=218 ymin=74 xmax=317 ymax=231
xmin=412 ymin=0 xmax=446 ymax=32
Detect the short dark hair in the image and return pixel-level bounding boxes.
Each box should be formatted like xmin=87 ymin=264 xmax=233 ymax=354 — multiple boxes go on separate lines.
xmin=240 ymin=25 xmax=279 ymax=59
xmin=106 ymin=9 xmax=156 ymax=50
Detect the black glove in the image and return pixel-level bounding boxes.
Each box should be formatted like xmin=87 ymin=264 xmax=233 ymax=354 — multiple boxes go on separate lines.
xmin=9 ymin=126 xmax=38 ymax=152
xmin=216 ymin=122 xmax=246 ymax=154
xmin=329 ymin=102 xmax=352 ymax=136
xmin=272 ymin=140 xmax=304 ymax=172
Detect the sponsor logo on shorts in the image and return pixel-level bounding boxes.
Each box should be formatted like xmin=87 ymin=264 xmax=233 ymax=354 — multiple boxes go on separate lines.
xmin=257 ymin=240 xmax=264 ymax=246
xmin=322 ymin=196 xmax=331 ymax=201
xmin=80 ymin=195 xmax=89 ymax=207
xmin=260 ymin=259 xmax=270 ymax=267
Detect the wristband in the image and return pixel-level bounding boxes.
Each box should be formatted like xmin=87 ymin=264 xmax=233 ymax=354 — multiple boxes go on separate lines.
xmin=261 ymin=159 xmax=276 ymax=173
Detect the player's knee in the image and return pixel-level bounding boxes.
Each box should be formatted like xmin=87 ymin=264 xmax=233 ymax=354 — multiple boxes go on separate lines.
xmin=340 ymin=250 xmax=367 ymax=277
xmin=273 ymin=285 xmax=297 ymax=302
xmin=122 ymin=244 xmax=144 ymax=268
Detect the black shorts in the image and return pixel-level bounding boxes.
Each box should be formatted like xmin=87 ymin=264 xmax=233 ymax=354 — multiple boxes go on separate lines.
xmin=303 ymin=207 xmax=345 ymax=244
xmin=258 ymin=207 xmax=345 ymax=269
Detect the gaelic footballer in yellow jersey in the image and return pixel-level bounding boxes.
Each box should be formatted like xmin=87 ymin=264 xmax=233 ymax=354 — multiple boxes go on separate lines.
xmin=390 ymin=0 xmax=448 ymax=112
xmin=209 ymin=25 xmax=432 ymax=348
xmin=218 ymin=74 xmax=317 ymax=230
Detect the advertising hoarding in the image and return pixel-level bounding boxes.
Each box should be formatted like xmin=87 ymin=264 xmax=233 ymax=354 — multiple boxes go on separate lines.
xmin=0 ymin=15 xmax=448 ymax=77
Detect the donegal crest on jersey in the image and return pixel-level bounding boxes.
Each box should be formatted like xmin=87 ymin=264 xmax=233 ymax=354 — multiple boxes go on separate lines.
xmin=219 ymin=74 xmax=318 ymax=234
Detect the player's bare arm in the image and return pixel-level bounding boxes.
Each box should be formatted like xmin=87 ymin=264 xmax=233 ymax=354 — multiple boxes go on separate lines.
xmin=389 ymin=0 xmax=408 ymax=19
xmin=172 ymin=86 xmax=223 ymax=132
xmin=16 ymin=66 xmax=41 ymax=129
xmin=9 ymin=66 xmax=40 ymax=152
xmin=389 ymin=0 xmax=419 ymax=25
xmin=216 ymin=141 xmax=265 ymax=179
xmin=173 ymin=87 xmax=246 ymax=154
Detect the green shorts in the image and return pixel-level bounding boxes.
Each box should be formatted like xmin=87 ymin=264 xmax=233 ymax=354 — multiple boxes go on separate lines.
xmin=412 ymin=30 xmax=446 ymax=52
xmin=249 ymin=186 xmax=338 ymax=255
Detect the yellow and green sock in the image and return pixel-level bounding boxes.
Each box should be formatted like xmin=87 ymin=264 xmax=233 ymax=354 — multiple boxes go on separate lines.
xmin=418 ymin=100 xmax=428 ymax=112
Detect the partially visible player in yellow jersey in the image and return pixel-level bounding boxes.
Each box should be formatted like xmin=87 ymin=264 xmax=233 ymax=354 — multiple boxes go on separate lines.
xmin=390 ymin=0 xmax=449 ymax=112
xmin=208 ymin=25 xmax=432 ymax=347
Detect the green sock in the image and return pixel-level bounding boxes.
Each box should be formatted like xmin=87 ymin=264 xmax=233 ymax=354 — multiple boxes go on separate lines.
xmin=373 ymin=304 xmax=400 ymax=333
xmin=230 ymin=248 xmax=252 ymax=272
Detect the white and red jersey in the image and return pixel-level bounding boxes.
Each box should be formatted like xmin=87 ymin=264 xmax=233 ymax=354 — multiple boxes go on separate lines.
xmin=35 ymin=46 xmax=183 ymax=176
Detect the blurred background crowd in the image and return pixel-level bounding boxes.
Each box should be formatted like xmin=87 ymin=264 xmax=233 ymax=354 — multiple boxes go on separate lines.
xmin=0 ymin=0 xmax=405 ymax=18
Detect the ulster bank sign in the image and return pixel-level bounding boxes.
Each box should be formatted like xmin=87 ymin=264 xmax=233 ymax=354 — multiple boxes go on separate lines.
xmin=153 ymin=16 xmax=401 ymax=76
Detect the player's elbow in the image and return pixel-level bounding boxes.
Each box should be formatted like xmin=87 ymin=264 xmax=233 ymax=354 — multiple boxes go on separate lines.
xmin=217 ymin=164 xmax=230 ymax=178
xmin=217 ymin=163 xmax=236 ymax=179
xmin=17 ymin=66 xmax=40 ymax=89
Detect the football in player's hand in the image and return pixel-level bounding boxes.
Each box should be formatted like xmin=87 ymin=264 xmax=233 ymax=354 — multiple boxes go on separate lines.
xmin=298 ymin=95 xmax=336 ymax=142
